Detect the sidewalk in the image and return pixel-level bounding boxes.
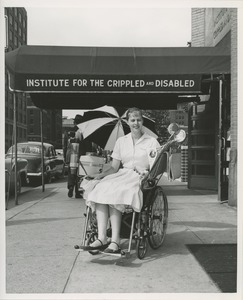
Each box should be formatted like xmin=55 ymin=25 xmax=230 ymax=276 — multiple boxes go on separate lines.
xmin=3 ymin=175 xmax=238 ymax=297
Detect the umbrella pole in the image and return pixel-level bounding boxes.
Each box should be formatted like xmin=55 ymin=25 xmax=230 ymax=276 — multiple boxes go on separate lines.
xmin=40 ymin=109 xmax=45 ymax=192
xmin=13 ymin=92 xmax=18 ymax=205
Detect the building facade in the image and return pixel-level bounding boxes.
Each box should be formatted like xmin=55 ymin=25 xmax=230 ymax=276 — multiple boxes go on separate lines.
xmin=168 ymin=109 xmax=188 ymax=127
xmin=5 ymin=7 xmax=27 ymax=152
xmin=191 ymin=8 xmax=237 ymax=206
xmin=5 ymin=7 xmax=63 ymax=152
xmin=27 ymin=96 xmax=62 ymax=149
xmin=62 ymin=116 xmax=75 ymax=147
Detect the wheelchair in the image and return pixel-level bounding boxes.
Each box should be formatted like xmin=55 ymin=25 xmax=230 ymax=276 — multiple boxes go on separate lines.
xmin=74 ymin=127 xmax=186 ymax=259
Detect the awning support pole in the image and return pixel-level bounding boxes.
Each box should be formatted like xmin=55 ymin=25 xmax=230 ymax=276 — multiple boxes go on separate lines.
xmin=40 ymin=109 xmax=45 ymax=192
xmin=218 ymin=79 xmax=223 ymax=200
xmin=13 ymin=92 xmax=18 ymax=205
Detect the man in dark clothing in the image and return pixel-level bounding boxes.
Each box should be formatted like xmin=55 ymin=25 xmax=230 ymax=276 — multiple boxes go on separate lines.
xmin=63 ymin=114 xmax=86 ymax=198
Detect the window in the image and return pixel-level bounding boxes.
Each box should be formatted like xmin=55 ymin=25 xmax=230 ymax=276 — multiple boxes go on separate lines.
xmin=14 ymin=35 xmax=18 ymax=46
xmin=51 ymin=147 xmax=56 ymax=157
xmin=9 ymin=14 xmax=13 ymax=25
xmin=10 ymin=108 xmax=13 ymax=119
xmin=9 ymin=92 xmax=13 ymax=105
xmin=9 ymin=30 xmax=13 ymax=41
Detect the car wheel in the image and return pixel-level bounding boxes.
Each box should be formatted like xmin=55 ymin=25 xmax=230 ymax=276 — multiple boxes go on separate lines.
xmin=45 ymin=172 xmax=52 ymax=184
xmin=20 ymin=172 xmax=28 ymax=186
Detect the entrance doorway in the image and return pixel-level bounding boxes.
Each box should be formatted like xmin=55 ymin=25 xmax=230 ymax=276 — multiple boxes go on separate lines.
xmin=187 ymin=78 xmax=230 ymax=200
xmin=188 ymin=97 xmax=218 ymax=190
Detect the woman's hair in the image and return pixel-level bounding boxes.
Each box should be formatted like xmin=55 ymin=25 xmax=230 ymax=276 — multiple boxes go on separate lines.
xmin=126 ymin=107 xmax=143 ymax=121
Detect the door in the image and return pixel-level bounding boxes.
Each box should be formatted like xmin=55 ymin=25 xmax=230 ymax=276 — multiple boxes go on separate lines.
xmin=188 ymin=78 xmax=230 ymax=200
xmin=188 ymin=99 xmax=218 ymax=190
xmin=218 ymin=79 xmax=231 ymax=201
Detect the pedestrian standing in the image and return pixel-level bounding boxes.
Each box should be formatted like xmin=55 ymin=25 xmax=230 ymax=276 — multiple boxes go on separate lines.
xmin=63 ymin=114 xmax=86 ymax=198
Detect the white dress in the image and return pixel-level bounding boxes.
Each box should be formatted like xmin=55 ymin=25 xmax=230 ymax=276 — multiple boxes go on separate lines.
xmin=83 ymin=133 xmax=160 ymax=213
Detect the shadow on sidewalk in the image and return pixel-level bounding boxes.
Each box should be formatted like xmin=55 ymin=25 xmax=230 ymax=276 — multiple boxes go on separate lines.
xmin=86 ymin=227 xmax=236 ymax=269
xmin=162 ymin=185 xmax=218 ymax=196
xmin=187 ymin=244 xmax=237 ymax=292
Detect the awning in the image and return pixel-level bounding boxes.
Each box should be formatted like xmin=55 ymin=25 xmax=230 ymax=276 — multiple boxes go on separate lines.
xmin=5 ymin=45 xmax=230 ymax=109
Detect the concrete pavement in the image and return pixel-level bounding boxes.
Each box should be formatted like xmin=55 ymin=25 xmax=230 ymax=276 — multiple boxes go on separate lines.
xmin=3 ymin=175 xmax=238 ymax=297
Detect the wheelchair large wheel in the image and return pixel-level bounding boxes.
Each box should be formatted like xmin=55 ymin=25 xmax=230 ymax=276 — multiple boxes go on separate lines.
xmin=74 ymin=207 xmax=98 ymax=253
xmin=148 ymin=186 xmax=168 ymax=249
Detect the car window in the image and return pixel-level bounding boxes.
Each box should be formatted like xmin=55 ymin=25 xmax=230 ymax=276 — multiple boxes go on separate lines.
xmin=29 ymin=146 xmax=41 ymax=154
xmin=7 ymin=144 xmax=41 ymax=155
xmin=51 ymin=147 xmax=56 ymax=157
xmin=46 ymin=147 xmax=51 ymax=157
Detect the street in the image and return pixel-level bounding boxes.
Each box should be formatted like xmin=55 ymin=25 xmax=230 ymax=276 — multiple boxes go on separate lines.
xmin=4 ymin=175 xmax=238 ymax=296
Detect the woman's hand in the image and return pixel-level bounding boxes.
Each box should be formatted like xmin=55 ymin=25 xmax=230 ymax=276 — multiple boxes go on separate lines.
xmin=139 ymin=170 xmax=149 ymax=180
xmin=84 ymin=173 xmax=103 ymax=181
xmin=93 ymin=173 xmax=104 ymax=180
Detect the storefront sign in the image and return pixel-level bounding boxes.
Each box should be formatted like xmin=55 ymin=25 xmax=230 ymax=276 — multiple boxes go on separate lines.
xmin=213 ymin=8 xmax=231 ymax=46
xmin=12 ymin=74 xmax=202 ymax=93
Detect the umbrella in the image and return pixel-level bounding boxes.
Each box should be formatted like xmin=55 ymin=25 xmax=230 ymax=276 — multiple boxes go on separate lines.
xmin=77 ymin=106 xmax=158 ymax=150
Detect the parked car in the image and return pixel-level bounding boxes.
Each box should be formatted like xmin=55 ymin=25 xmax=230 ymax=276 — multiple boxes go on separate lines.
xmin=5 ymin=157 xmax=28 ymax=196
xmin=6 ymin=142 xmax=65 ymax=185
xmin=55 ymin=149 xmax=63 ymax=156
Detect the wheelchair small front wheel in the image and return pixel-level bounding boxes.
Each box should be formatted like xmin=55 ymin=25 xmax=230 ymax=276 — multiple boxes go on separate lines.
xmin=148 ymin=186 xmax=168 ymax=249
xmin=136 ymin=237 xmax=148 ymax=259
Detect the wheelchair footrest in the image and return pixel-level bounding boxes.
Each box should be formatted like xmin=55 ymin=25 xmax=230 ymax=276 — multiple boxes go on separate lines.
xmin=74 ymin=243 xmax=109 ymax=251
xmin=100 ymin=249 xmax=127 ymax=258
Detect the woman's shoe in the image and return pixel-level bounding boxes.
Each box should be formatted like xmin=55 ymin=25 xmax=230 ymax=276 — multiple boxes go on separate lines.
xmin=75 ymin=239 xmax=109 ymax=251
xmin=103 ymin=241 xmax=121 ymax=254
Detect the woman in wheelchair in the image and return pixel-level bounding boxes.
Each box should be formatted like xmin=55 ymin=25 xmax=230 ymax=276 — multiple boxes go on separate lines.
xmin=81 ymin=107 xmax=160 ymax=254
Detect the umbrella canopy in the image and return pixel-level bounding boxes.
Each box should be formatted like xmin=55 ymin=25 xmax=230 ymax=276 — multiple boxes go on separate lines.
xmin=77 ymin=106 xmax=158 ymax=150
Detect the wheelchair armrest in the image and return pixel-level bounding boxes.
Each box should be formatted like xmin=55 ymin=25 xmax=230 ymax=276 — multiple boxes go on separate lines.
xmin=140 ymin=175 xmax=156 ymax=190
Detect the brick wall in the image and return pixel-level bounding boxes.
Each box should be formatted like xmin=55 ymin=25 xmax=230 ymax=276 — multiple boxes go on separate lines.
xmin=191 ymin=8 xmax=237 ymax=206
xmin=191 ymin=8 xmax=205 ymax=46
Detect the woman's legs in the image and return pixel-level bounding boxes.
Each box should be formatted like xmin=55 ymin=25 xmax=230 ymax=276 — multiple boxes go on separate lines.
xmin=108 ymin=206 xmax=122 ymax=250
xmin=89 ymin=204 xmax=122 ymax=250
xmin=90 ymin=203 xmax=109 ymax=246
